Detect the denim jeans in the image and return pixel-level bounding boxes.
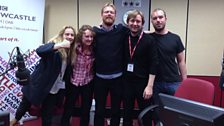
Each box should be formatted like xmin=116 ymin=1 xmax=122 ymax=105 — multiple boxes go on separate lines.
xmin=152 ymin=81 xmax=180 ymax=125
xmin=153 ymin=81 xmax=181 ymax=104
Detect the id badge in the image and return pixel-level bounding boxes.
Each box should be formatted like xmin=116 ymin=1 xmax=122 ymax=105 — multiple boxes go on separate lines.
xmin=127 ymin=63 xmax=134 ymax=72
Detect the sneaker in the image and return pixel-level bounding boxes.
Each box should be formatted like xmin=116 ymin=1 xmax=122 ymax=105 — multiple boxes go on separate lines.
xmin=155 ymin=121 xmax=163 ymax=126
xmin=10 ymin=119 xmax=18 ymax=126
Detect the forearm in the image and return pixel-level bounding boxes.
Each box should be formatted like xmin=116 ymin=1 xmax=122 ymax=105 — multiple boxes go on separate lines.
xmin=143 ymin=74 xmax=156 ymax=99
xmin=179 ymin=62 xmax=187 ymax=80
xmin=147 ymin=74 xmax=155 ymax=88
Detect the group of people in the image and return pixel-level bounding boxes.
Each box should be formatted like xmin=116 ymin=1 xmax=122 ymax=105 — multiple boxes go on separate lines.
xmin=10 ymin=2 xmax=187 ymax=126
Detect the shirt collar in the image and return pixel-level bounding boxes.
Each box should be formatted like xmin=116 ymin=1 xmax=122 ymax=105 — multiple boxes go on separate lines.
xmin=100 ymin=24 xmax=116 ymax=32
xmin=129 ymin=30 xmax=143 ymax=38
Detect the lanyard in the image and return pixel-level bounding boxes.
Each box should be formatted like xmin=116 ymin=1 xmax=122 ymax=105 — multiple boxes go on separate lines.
xmin=128 ymin=31 xmax=143 ymax=61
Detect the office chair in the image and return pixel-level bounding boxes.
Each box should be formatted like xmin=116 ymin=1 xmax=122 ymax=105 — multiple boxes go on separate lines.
xmin=174 ymin=78 xmax=215 ymax=105
xmin=138 ymin=78 xmax=215 ymax=126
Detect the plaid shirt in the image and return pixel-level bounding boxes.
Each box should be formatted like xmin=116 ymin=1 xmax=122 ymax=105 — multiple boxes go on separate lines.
xmin=71 ymin=45 xmax=94 ymax=86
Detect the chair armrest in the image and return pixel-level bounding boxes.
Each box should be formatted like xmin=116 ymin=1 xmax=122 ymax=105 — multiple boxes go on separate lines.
xmin=138 ymin=104 xmax=159 ymax=126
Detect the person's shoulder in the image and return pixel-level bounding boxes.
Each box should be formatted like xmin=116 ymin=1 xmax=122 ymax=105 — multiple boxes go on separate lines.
xmin=168 ymin=31 xmax=181 ymax=37
xmin=143 ymin=32 xmax=156 ymax=41
xmin=147 ymin=31 xmax=156 ymax=36
xmin=114 ymin=23 xmax=129 ymax=33
xmin=93 ymin=26 xmax=101 ymax=32
xmin=116 ymin=23 xmax=127 ymax=30
xmin=167 ymin=31 xmax=183 ymax=42
xmin=143 ymin=31 xmax=155 ymax=37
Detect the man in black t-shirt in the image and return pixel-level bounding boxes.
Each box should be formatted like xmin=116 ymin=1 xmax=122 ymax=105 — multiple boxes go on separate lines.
xmin=151 ymin=8 xmax=187 ymax=102
xmin=150 ymin=8 xmax=187 ymax=126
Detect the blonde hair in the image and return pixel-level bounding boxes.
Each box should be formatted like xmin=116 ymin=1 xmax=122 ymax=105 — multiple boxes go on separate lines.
xmin=101 ymin=2 xmax=116 ymax=14
xmin=48 ymin=26 xmax=76 ymax=62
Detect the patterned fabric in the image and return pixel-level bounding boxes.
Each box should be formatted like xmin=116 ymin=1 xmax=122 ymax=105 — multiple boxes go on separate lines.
xmin=71 ymin=45 xmax=95 ymax=86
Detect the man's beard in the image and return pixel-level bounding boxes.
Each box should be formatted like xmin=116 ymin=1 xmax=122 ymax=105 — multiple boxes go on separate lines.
xmin=103 ymin=18 xmax=114 ymax=26
xmin=155 ymin=25 xmax=165 ymax=33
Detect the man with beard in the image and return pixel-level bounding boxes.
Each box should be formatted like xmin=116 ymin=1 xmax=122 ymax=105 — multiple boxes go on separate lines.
xmin=123 ymin=10 xmax=158 ymax=126
xmin=150 ymin=8 xmax=187 ymax=125
xmin=93 ymin=3 xmax=128 ymax=126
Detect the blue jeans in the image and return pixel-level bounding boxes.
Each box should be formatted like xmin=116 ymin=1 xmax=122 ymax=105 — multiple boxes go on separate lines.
xmin=153 ymin=81 xmax=180 ymax=104
xmin=152 ymin=82 xmax=180 ymax=124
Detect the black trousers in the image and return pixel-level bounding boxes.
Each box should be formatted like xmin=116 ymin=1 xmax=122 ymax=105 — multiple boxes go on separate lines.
xmin=60 ymin=81 xmax=94 ymax=126
xmin=15 ymin=90 xmax=64 ymax=126
xmin=123 ymin=76 xmax=152 ymax=126
xmin=94 ymin=76 xmax=123 ymax=126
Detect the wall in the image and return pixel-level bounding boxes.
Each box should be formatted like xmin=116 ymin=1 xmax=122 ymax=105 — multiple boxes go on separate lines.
xmin=44 ymin=0 xmax=77 ymax=41
xmin=44 ymin=0 xmax=224 ymax=106
xmin=44 ymin=0 xmax=224 ymax=75
xmin=187 ymin=0 xmax=224 ymax=76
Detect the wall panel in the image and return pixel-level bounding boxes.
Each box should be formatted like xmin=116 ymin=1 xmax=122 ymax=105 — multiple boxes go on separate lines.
xmin=45 ymin=0 xmax=77 ymax=41
xmin=187 ymin=0 xmax=224 ymax=76
xmin=79 ymin=0 xmax=112 ymax=28
xmin=151 ymin=0 xmax=188 ymax=46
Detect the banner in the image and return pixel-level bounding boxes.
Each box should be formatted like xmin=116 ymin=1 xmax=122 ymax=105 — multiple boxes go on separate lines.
xmin=0 ymin=0 xmax=45 ymax=121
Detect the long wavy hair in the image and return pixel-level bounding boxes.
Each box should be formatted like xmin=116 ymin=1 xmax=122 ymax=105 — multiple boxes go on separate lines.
xmin=48 ymin=26 xmax=76 ymax=63
xmin=70 ymin=25 xmax=95 ymax=65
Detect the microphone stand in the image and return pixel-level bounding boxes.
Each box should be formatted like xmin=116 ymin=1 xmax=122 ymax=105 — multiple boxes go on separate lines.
xmin=0 ymin=62 xmax=16 ymax=77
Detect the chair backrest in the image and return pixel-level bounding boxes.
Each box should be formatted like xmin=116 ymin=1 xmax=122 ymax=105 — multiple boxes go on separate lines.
xmin=174 ymin=78 xmax=215 ymax=105
xmin=138 ymin=78 xmax=216 ymax=126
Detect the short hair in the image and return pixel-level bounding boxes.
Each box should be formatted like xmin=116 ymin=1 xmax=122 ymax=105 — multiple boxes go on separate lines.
xmin=101 ymin=2 xmax=116 ymax=14
xmin=151 ymin=8 xmax=167 ymax=18
xmin=126 ymin=9 xmax=145 ymax=25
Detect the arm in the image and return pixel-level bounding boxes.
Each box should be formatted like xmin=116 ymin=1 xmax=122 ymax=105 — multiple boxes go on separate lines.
xmin=36 ymin=40 xmax=71 ymax=57
xmin=143 ymin=74 xmax=155 ymax=100
xmin=143 ymin=36 xmax=158 ymax=99
xmin=53 ymin=40 xmax=71 ymax=50
xmin=177 ymin=51 xmax=187 ymax=81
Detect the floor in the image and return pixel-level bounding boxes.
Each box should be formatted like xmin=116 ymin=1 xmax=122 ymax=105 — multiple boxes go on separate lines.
xmin=21 ymin=116 xmax=140 ymax=126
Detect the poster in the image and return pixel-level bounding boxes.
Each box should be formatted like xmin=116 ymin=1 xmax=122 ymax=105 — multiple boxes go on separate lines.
xmin=0 ymin=0 xmax=45 ymax=121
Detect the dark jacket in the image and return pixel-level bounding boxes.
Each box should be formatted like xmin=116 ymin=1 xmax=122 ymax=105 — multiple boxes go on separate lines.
xmin=22 ymin=43 xmax=62 ymax=105
xmin=93 ymin=24 xmax=128 ymax=75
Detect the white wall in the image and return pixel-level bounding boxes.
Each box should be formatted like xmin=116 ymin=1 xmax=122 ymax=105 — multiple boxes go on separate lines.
xmin=44 ymin=0 xmax=224 ymax=76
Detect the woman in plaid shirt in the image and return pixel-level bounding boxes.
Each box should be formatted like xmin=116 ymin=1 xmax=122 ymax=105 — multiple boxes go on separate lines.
xmin=60 ymin=25 xmax=95 ymax=126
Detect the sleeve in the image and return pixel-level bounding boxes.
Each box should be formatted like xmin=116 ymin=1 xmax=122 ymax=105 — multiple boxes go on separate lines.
xmin=176 ymin=35 xmax=185 ymax=54
xmin=148 ymin=36 xmax=158 ymax=75
xmin=36 ymin=42 xmax=55 ymax=58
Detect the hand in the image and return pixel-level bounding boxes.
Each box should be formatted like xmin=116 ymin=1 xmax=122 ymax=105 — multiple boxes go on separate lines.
xmin=143 ymin=85 xmax=153 ymax=100
xmin=54 ymin=40 xmax=71 ymax=50
xmin=59 ymin=39 xmax=71 ymax=48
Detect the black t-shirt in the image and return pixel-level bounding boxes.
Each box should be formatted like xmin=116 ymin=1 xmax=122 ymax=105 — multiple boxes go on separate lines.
xmin=151 ymin=32 xmax=185 ymax=82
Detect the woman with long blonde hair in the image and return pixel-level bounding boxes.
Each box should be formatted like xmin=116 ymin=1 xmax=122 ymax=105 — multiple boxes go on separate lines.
xmin=10 ymin=26 xmax=76 ymax=126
